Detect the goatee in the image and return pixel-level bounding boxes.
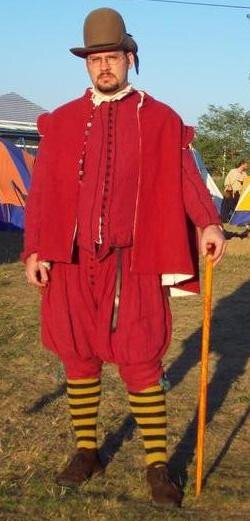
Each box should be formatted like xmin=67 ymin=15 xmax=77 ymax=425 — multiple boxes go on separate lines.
xmin=97 ymin=83 xmax=120 ymax=93
xmin=96 ymin=74 xmax=120 ymax=94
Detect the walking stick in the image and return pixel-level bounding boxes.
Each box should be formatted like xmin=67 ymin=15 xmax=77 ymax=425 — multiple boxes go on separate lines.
xmin=196 ymin=253 xmax=214 ymax=496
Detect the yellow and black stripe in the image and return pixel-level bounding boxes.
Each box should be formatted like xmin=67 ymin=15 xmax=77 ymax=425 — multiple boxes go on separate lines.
xmin=129 ymin=385 xmax=167 ymax=466
xmin=67 ymin=378 xmax=101 ymax=450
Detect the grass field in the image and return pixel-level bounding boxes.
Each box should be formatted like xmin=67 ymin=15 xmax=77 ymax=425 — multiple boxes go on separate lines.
xmin=0 ymin=231 xmax=249 ymax=521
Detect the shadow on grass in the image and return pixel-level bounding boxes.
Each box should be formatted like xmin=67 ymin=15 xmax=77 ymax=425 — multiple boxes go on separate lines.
xmin=167 ymin=280 xmax=250 ymax=486
xmin=24 ymin=382 xmax=67 ymax=414
xmin=0 ymin=230 xmax=23 ymax=263
xmin=203 ymin=404 xmax=250 ymax=488
xmin=25 ymin=384 xmax=136 ymax=468
xmin=99 ymin=414 xmax=136 ymax=468
xmin=223 ymin=228 xmax=249 ymax=240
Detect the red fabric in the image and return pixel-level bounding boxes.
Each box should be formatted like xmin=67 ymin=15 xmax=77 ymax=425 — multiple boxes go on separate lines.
xmin=22 ymin=89 xmax=220 ymax=294
xmin=22 ymin=93 xmax=92 ymax=262
xmin=41 ymin=247 xmax=170 ymax=392
xmin=76 ymin=92 xmax=140 ymax=257
xmin=130 ymin=98 xmax=220 ymax=282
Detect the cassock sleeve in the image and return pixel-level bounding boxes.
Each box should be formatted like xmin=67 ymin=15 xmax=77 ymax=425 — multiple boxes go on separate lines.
xmin=182 ymin=147 xmax=221 ymax=229
xmin=21 ymin=113 xmax=51 ymax=261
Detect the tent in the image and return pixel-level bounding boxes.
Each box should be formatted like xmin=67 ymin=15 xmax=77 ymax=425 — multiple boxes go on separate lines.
xmin=230 ymin=178 xmax=250 ymax=226
xmin=191 ymin=148 xmax=223 ymax=213
xmin=0 ymin=138 xmax=33 ymax=230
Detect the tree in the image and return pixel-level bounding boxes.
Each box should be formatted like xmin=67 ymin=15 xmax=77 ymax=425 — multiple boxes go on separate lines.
xmin=195 ymin=104 xmax=250 ymax=177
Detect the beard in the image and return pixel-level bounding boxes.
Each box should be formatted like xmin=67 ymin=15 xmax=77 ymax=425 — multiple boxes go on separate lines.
xmin=96 ymin=73 xmax=121 ymax=93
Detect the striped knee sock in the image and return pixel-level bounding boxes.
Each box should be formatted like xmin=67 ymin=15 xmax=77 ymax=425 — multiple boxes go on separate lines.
xmin=129 ymin=385 xmax=167 ymax=466
xmin=67 ymin=378 xmax=101 ymax=450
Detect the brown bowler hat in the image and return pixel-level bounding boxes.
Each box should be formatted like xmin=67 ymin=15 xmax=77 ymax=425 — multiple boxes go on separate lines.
xmin=70 ymin=7 xmax=139 ymax=73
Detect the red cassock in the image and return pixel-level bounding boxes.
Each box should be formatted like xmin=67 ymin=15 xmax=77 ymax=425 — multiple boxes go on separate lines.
xmin=23 ymin=89 xmax=220 ymax=391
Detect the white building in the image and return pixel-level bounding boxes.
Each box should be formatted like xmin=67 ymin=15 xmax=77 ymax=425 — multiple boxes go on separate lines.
xmin=0 ymin=92 xmax=47 ymax=154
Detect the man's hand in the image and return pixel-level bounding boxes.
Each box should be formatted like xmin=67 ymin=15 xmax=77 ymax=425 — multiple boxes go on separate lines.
xmin=199 ymin=225 xmax=226 ymax=266
xmin=25 ymin=253 xmax=50 ymax=288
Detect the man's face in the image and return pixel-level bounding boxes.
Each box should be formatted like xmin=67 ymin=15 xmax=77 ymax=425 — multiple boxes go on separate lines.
xmin=85 ymin=51 xmax=134 ymax=94
xmin=239 ymin=163 xmax=248 ymax=172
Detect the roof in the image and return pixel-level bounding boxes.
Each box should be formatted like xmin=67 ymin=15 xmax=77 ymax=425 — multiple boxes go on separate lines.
xmin=0 ymin=92 xmax=47 ymax=125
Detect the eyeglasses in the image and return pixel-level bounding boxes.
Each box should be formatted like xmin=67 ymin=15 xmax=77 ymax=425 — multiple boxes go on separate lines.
xmin=86 ymin=53 xmax=125 ymax=67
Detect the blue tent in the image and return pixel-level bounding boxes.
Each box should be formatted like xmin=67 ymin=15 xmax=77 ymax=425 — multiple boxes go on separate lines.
xmin=0 ymin=138 xmax=33 ymax=230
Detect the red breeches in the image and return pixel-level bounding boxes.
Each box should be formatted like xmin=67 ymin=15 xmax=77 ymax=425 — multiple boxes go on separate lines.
xmin=41 ymin=247 xmax=172 ymax=392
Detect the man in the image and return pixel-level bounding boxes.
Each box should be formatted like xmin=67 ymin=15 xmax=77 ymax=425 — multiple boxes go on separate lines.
xmin=23 ymin=8 xmax=225 ymax=507
xmin=221 ymin=159 xmax=248 ymax=222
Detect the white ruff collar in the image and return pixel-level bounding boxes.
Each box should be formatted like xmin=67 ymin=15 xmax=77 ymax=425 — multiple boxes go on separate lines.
xmin=90 ymin=84 xmax=134 ymax=106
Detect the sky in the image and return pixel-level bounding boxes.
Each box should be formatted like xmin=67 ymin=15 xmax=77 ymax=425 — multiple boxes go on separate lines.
xmin=1 ymin=0 xmax=249 ymax=125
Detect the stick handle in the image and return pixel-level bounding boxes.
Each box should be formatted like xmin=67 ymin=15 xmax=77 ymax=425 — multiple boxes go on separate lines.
xmin=196 ymin=255 xmax=214 ymax=496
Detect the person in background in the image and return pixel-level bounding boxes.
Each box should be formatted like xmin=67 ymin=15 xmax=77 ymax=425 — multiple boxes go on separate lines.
xmin=221 ymin=159 xmax=248 ymax=223
xmin=23 ymin=7 xmax=225 ymax=508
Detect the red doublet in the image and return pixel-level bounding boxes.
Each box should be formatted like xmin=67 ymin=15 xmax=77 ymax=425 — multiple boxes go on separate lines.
xmin=77 ymin=92 xmax=140 ymax=256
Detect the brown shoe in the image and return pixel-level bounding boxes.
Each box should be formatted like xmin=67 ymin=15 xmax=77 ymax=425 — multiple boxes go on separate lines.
xmin=56 ymin=448 xmax=104 ymax=487
xmin=147 ymin=463 xmax=184 ymax=507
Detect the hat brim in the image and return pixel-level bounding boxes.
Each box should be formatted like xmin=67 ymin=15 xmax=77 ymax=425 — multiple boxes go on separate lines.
xmin=70 ymin=43 xmax=123 ymax=58
xmin=70 ymin=34 xmax=137 ymax=58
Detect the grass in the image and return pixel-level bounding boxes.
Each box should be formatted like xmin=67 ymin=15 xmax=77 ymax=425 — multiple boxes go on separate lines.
xmin=0 ymin=232 xmax=249 ymax=520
